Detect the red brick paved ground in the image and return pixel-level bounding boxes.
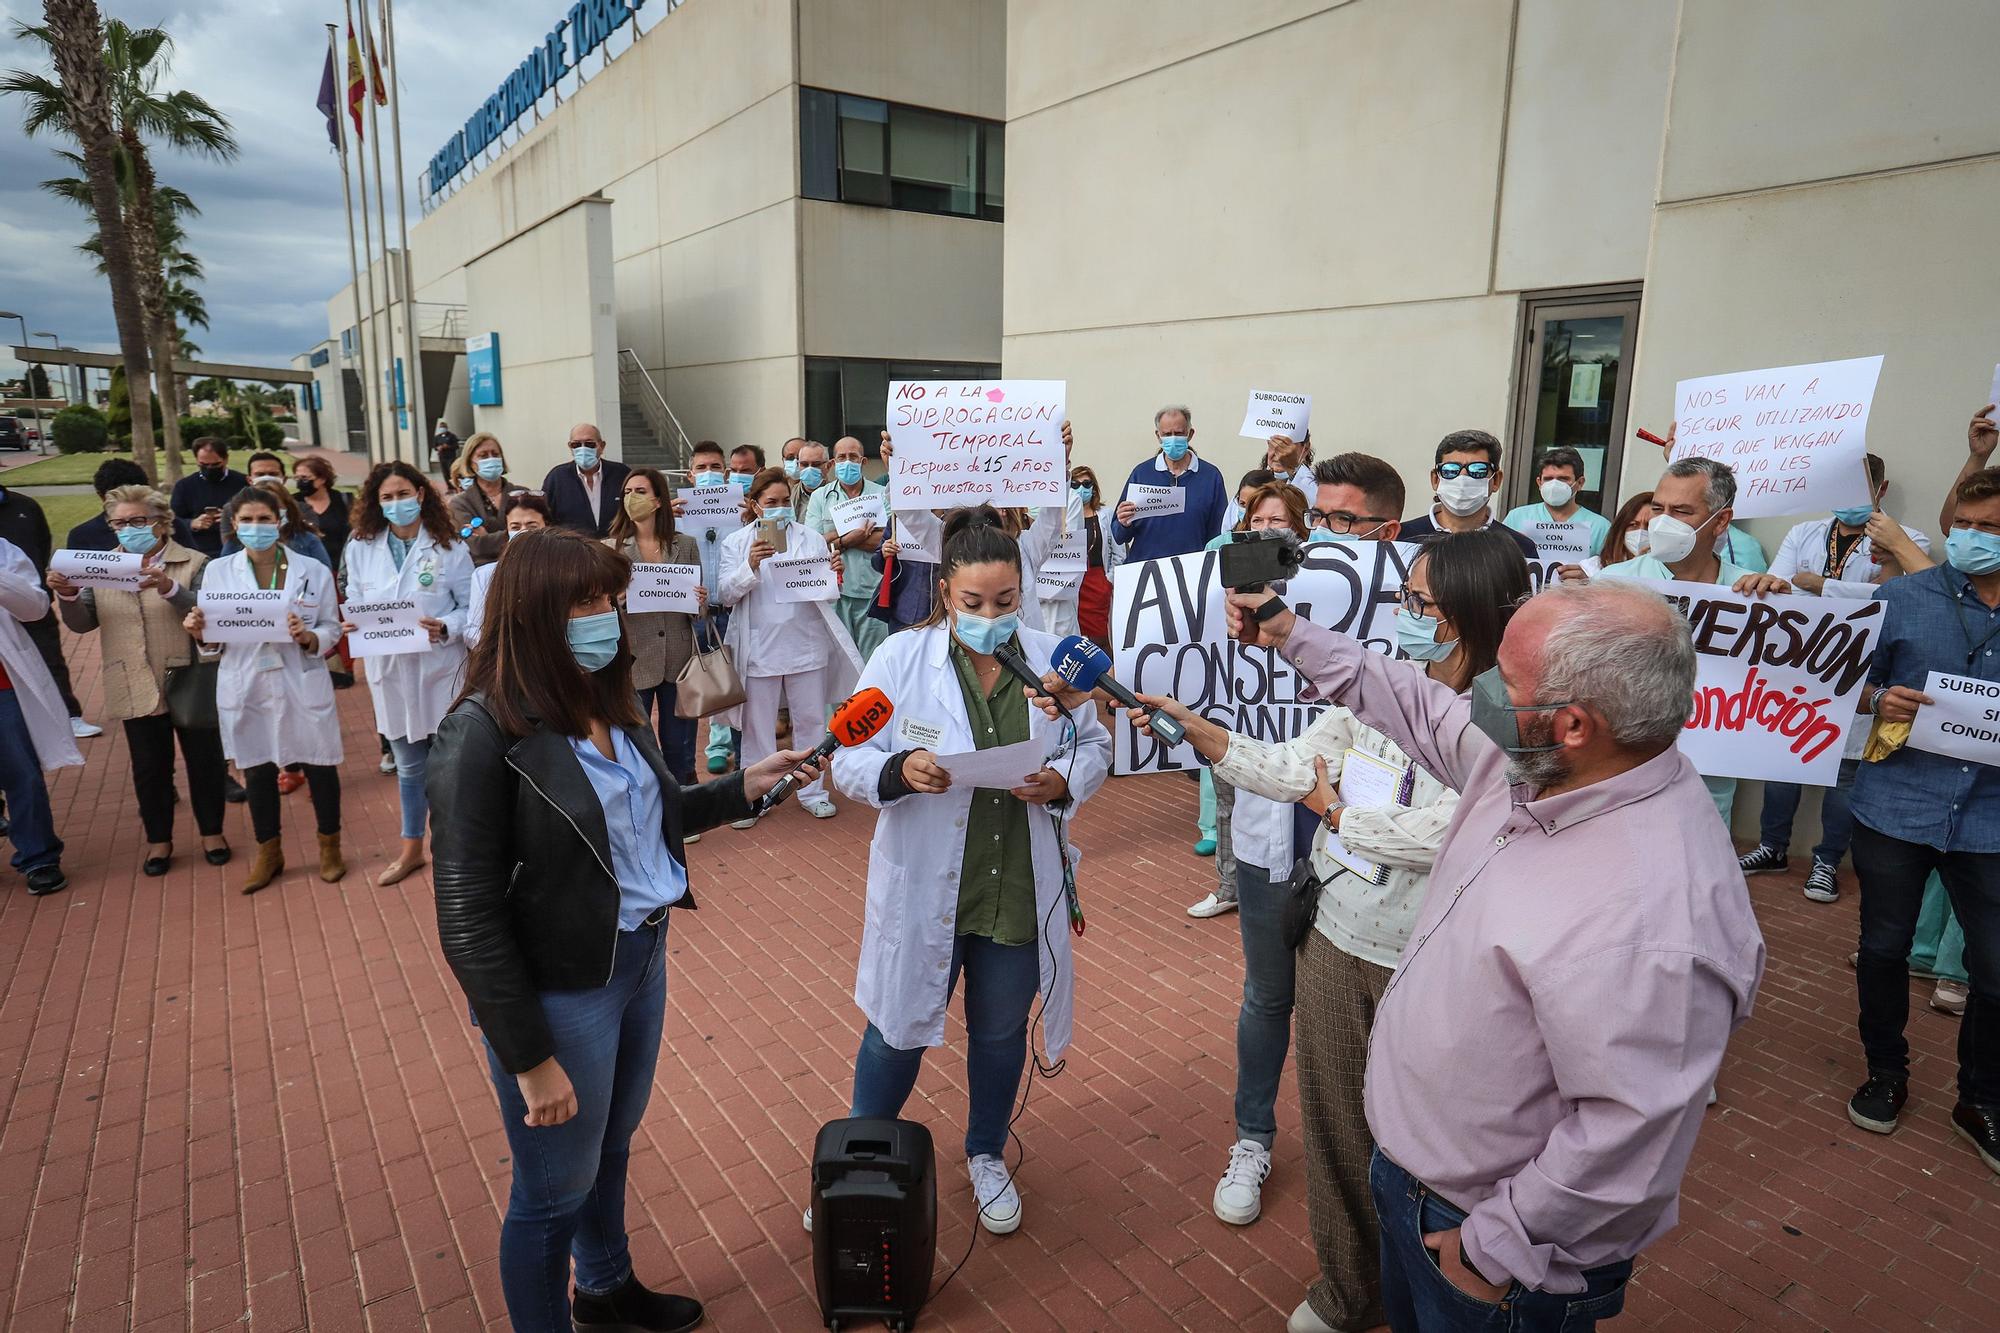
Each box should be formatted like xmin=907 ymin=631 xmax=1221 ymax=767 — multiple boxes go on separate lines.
xmin=5 ymin=606 xmax=1999 ymax=1329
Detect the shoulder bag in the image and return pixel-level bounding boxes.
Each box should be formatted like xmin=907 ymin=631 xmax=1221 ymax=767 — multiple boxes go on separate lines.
xmin=673 ymin=615 xmax=745 ymax=718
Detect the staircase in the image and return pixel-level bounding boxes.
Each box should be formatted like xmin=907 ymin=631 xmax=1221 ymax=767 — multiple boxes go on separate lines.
xmin=616 ymin=349 xmax=692 ymax=474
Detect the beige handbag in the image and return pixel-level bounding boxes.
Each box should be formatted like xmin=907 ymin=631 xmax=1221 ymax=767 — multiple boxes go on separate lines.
xmin=673 ymin=616 xmax=746 ymax=718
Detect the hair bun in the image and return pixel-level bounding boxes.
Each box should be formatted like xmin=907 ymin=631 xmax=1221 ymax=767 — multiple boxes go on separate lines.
xmin=941 ymin=504 xmax=1004 ymax=541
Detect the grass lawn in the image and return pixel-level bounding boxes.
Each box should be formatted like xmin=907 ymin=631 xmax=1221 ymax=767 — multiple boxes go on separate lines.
xmin=0 ymin=448 xmax=296 ymax=487
xmin=34 ymin=492 xmax=104 ymax=540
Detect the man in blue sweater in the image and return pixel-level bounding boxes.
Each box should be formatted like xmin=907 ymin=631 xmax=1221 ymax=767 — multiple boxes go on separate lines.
xmin=1110 ymin=404 xmax=1230 ymax=561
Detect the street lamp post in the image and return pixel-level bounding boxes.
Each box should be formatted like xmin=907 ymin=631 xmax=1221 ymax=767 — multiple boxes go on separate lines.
xmin=0 ymin=311 xmax=45 ymax=455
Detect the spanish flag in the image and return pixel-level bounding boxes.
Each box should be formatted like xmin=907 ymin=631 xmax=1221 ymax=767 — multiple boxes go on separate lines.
xmin=345 ymin=23 xmax=366 ymax=139
xmin=358 ymin=6 xmax=388 ymax=107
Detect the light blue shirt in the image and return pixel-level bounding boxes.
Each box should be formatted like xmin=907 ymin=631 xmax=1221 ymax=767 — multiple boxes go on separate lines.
xmin=1502 ymin=502 xmax=1610 ymax=559
xmin=387 ymin=530 xmax=412 ymax=570
xmin=568 ymin=728 xmax=688 ymax=928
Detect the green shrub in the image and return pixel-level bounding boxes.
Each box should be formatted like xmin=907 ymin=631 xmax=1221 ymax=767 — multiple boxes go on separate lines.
xmin=51 ymin=404 xmax=109 ymax=454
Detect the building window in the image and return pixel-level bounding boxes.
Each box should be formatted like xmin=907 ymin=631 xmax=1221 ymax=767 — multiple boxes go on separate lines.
xmin=800 ymin=88 xmax=1002 ymax=221
xmin=340 ymin=327 xmax=357 ymax=357
xmin=805 ymin=356 xmax=1002 ymax=454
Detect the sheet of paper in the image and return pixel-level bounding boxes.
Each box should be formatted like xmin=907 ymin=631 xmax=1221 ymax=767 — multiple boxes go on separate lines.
xmin=1239 ymin=389 xmax=1311 ymax=441
xmin=1520 ymin=518 xmax=1597 ymax=562
xmin=343 ymin=597 xmax=431 ymax=657
xmin=199 ymin=588 xmax=294 ymax=644
xmin=1035 ymin=567 xmax=1082 ymax=600
xmin=1127 ymin=484 xmax=1187 ymax=519
xmin=831 ymin=492 xmax=887 ymax=536
xmin=1041 ymin=524 xmax=1086 ymax=574
xmin=628 ymin=562 xmax=703 ymax=615
xmin=886 ymin=378 xmax=1067 ymax=508
xmin=893 ymin=509 xmax=942 ymax=563
xmin=1579 ymin=555 xmax=1604 ymax=577
xmin=1987 ymin=364 xmax=2000 ymax=423
xmin=50 ymin=548 xmax=144 ymax=590
xmin=1324 ymin=748 xmax=1408 ymax=882
xmin=1908 ymin=670 xmax=2000 ymax=766
xmin=935 ymin=736 xmax=1049 ymax=791
xmin=1670 ymin=354 xmax=1882 ymax=519
xmin=770 ymin=554 xmax=839 ymax=603
xmin=1568 ymin=363 xmax=1603 ymax=408
xmin=676 ymin=484 xmax=748 ymax=538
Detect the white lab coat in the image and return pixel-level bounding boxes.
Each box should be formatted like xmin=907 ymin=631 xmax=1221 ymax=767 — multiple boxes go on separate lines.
xmin=463 ymin=562 xmax=497 ymax=648
xmin=0 ymin=539 xmax=82 ymax=771
xmin=201 ymin=550 xmax=345 ymax=769
xmin=715 ymin=521 xmax=862 ymax=727
xmin=342 ymin=529 xmax=474 ymax=744
xmin=831 ymin=623 xmax=1112 ymax=1059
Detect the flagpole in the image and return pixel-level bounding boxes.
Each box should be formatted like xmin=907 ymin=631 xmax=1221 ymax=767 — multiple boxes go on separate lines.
xmin=383 ymin=0 xmax=428 ymax=466
xmin=327 ymin=24 xmax=374 ymax=460
xmin=359 ymin=6 xmax=402 ymax=463
xmin=345 ymin=0 xmax=389 ymax=467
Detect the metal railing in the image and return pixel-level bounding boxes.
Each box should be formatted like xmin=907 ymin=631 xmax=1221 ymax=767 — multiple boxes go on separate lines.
xmin=415 ymin=303 xmax=467 ymax=340
xmin=616 ymin=348 xmax=694 ymax=471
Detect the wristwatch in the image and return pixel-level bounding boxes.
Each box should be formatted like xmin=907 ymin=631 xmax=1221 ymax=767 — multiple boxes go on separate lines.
xmin=1321 ymin=800 xmax=1346 ymax=831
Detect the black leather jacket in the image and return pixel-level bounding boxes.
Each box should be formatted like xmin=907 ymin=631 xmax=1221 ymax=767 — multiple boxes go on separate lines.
xmin=428 ymin=692 xmax=751 ymax=1073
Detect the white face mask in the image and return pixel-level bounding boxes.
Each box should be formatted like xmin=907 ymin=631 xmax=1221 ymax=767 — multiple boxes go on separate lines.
xmin=1437 ymin=473 xmax=1492 ymax=517
xmin=1645 ymin=511 xmax=1716 ymax=565
xmin=1623 ymin=526 xmax=1650 ymax=555
xmin=1538 ymin=479 xmax=1575 ymax=509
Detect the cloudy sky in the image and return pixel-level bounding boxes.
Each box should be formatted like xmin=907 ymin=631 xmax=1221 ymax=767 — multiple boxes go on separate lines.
xmin=1 ymin=0 xmax=651 ymax=379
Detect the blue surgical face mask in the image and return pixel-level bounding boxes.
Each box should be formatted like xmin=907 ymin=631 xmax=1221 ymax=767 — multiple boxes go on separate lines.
xmin=763 ymin=506 xmax=794 ymax=527
xmin=1307 ymin=528 xmax=1346 ymax=543
xmin=783 ymin=458 xmax=800 ymax=478
xmin=1072 ymin=485 xmax=1094 ymax=504
xmin=508 ymin=526 xmax=535 ymax=540
xmin=458 ymin=476 xmax=475 ymax=490
xmin=567 ymin=610 xmax=623 ymax=672
xmin=694 ymin=470 xmax=726 ymax=489
xmin=1468 ymin=666 xmax=1569 ymax=754
xmin=235 ymin=522 xmax=280 ymax=552
xmin=1832 ymin=504 xmax=1875 ymax=528
xmin=952 ymin=609 xmax=1020 ymax=656
xmin=381 ymin=496 xmax=422 ymax=528
xmin=1394 ymin=607 xmax=1455 ymax=662
xmin=572 ymin=445 xmax=599 ymax=470
xmin=115 ymin=523 xmax=161 ymax=554
xmin=1272 ymin=469 xmax=1291 ymax=482
xmin=833 ymin=460 xmax=863 ymax=487
xmin=729 ymin=471 xmax=754 ymax=489
xmin=475 ymin=457 xmax=506 ymax=481
xmin=797 ymin=465 xmax=824 ymax=490
xmin=1946 ymin=527 xmax=2000 ymax=576
xmin=1159 ymin=435 xmax=1191 ymax=461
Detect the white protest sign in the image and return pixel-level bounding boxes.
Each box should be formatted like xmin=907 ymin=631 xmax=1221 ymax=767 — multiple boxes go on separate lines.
xmin=1042 ymin=523 xmax=1087 ymax=574
xmin=628 ymin=563 xmax=703 ymax=615
xmin=892 ymin=510 xmax=942 ymax=563
xmin=1514 ymin=517 xmax=1598 ymax=562
xmin=830 ymin=491 xmax=887 ymax=537
xmin=198 ymin=588 xmax=293 ymax=644
xmin=1671 ymin=354 xmax=1882 ymax=519
xmin=1110 ymin=542 xmax=1415 ymax=774
xmin=1126 ymin=484 xmax=1187 ymax=519
xmin=1035 ymin=567 xmax=1082 ymax=601
xmin=676 ymin=484 xmax=748 ymax=539
xmin=1986 ymin=365 xmax=2000 ymax=423
xmin=1649 ymin=581 xmax=1883 ymax=784
xmin=344 ymin=597 xmax=431 ymax=657
xmin=50 ymin=549 xmax=144 ymax=590
xmin=1908 ymin=671 xmax=2000 ymax=766
xmin=1239 ymin=390 xmax=1311 ymax=441
xmin=770 ymin=554 xmax=838 ymax=603
xmin=886 ymin=379 xmax=1067 ymax=508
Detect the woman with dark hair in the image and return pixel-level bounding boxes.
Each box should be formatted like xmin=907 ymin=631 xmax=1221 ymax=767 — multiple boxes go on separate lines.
xmin=823 ymin=506 xmax=1112 ymax=1237
xmin=291 ymin=455 xmax=352 ymax=571
xmin=428 ymin=528 xmax=818 ymax=1333
xmin=1067 ymin=463 xmax=1123 ymax=648
xmin=341 ymin=460 xmax=473 ymax=884
xmin=221 ymin=475 xmax=332 ymax=568
xmin=1604 ymin=490 xmax=1656 ymax=564
xmin=1132 ymin=527 xmax=1529 ymax=1333
xmin=182 ymin=486 xmax=347 ymax=892
xmin=465 ymin=492 xmax=553 ymax=649
xmin=607 ymin=466 xmax=703 ymax=781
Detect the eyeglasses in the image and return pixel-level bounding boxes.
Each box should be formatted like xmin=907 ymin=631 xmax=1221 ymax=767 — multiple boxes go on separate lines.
xmin=1397 ymin=587 xmax=1438 ymax=616
xmin=1435 ymin=462 xmax=1494 ymax=480
xmin=507 ymin=488 xmax=546 ymax=498
xmin=1305 ymin=509 xmax=1392 ymax=533
xmin=106 ymin=517 xmax=160 ymax=531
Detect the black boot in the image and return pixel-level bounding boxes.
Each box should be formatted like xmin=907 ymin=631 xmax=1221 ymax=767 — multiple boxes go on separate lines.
xmin=570 ymin=1275 xmax=702 ymax=1333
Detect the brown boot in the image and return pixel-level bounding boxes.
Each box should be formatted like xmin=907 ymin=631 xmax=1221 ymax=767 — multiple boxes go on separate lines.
xmin=242 ymin=838 xmax=284 ymax=894
xmin=317 ymin=833 xmax=347 ymax=884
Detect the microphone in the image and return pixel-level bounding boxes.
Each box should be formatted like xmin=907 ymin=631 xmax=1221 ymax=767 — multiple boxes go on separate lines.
xmin=1049 ymin=634 xmax=1186 ymax=745
xmin=760 ymin=687 xmax=894 ymax=809
xmin=993 ymin=641 xmax=1066 ymax=717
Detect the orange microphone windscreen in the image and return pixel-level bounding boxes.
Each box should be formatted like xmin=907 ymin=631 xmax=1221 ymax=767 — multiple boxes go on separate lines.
xmin=830 ymin=687 xmax=894 ymax=747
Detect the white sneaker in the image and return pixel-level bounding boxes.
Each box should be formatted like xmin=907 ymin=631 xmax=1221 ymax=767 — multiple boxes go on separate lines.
xmin=802 ymin=1205 xmax=812 ymax=1233
xmin=1287 ymin=1299 xmax=1338 ymax=1333
xmin=1706 ymin=1085 xmax=1718 ymax=1106
xmin=729 ymin=816 xmax=758 ymax=831
xmin=967 ymin=1154 xmax=1021 ymax=1234
xmin=379 ymin=753 xmax=397 ymax=775
xmin=70 ymin=716 xmax=103 ymax=738
xmin=683 ymin=831 xmax=701 ymax=845
xmin=1212 ymin=1139 xmax=1271 ymax=1225
xmin=1187 ymin=892 xmax=1238 ymax=919
xmin=802 ymin=797 xmax=837 ymax=820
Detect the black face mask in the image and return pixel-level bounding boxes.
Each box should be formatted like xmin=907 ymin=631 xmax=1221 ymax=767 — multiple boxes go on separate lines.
xmin=294 ymin=477 xmax=317 ymax=496
xmin=200 ymin=464 xmax=226 ymax=481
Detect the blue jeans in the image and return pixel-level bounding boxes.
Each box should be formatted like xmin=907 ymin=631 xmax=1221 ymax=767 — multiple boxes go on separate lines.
xmin=635 ymin=684 xmax=696 ymax=784
xmin=1757 ymin=758 xmax=1860 ymax=865
xmin=1235 ymin=862 xmax=1292 ymax=1148
xmin=849 ymin=932 xmax=1038 ymax=1159
xmin=1372 ymin=1149 xmax=1632 ymax=1332
xmin=0 ymin=688 xmax=61 ymax=872
xmin=387 ymin=735 xmax=431 ymax=841
xmin=483 ymin=923 xmax=669 ymax=1332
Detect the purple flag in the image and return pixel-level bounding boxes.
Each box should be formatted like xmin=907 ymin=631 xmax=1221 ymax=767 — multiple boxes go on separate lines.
xmin=316 ymin=47 xmax=339 ymax=148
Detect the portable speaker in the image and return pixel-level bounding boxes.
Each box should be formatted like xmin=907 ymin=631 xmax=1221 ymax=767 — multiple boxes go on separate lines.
xmin=810 ymin=1117 xmax=936 ymax=1331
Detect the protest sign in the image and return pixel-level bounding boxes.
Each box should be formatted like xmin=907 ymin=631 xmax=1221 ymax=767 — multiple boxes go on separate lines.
xmin=830 ymin=491 xmax=887 ymax=536
xmin=1908 ymin=671 xmax=2000 ymax=766
xmin=1650 ymin=580 xmax=1882 ymax=784
xmin=1042 ymin=523 xmax=1086 ymax=574
xmin=770 ymin=554 xmax=838 ymax=603
xmin=50 ymin=549 xmax=144 ymax=590
xmin=886 ymin=378 xmax=1066 ymax=509
xmin=344 ymin=597 xmax=430 ymax=657
xmin=1109 ymin=542 xmax=1415 ymax=774
xmin=1670 ymin=354 xmax=1882 ymax=519
xmin=1514 ymin=516 xmax=1597 ymax=561
xmin=198 ymin=588 xmax=293 ymax=644
xmin=1035 ymin=568 xmax=1081 ymax=601
xmin=677 ymin=484 xmax=748 ymax=540
xmin=1239 ymin=390 xmax=1311 ymax=441
xmin=628 ymin=563 xmax=703 ymax=615
xmin=1126 ymin=484 xmax=1187 ymax=519
xmin=892 ymin=509 xmax=941 ymax=563
xmin=1987 ymin=365 xmax=2000 ymax=423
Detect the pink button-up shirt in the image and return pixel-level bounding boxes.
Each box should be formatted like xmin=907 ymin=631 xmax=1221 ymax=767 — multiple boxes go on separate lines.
xmin=1281 ymin=617 xmax=1765 ymax=1293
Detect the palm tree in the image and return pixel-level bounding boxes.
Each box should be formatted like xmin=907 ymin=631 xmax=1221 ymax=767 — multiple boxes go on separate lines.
xmin=165 ymin=276 xmax=207 ymax=419
xmin=5 ymin=1 xmax=158 ymax=476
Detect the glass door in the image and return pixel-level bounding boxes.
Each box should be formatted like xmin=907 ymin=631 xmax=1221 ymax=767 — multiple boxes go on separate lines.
xmin=1506 ymin=290 xmax=1641 ymax=519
